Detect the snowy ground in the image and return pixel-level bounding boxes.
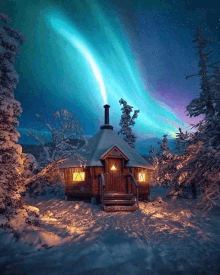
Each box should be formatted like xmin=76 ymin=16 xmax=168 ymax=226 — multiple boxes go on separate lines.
xmin=0 ymin=187 xmax=220 ymax=275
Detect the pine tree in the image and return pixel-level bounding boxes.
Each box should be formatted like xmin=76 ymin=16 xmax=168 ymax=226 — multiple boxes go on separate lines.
xmin=186 ymin=26 xmax=215 ymax=118
xmin=149 ymin=135 xmax=175 ymax=187
xmin=175 ymin=128 xmax=191 ymax=155
xmin=158 ymin=134 xmax=170 ymax=156
xmin=174 ymin=26 xmax=220 ymax=207
xmin=148 ymin=145 xmax=157 ymax=166
xmin=118 ymin=98 xmax=140 ymax=148
xmin=0 ymin=13 xmax=26 ymax=220
xmin=213 ymin=65 xmax=220 ymax=95
xmin=147 ymin=145 xmax=159 ymax=186
xmin=212 ymin=65 xmax=220 ymax=119
xmin=149 ymin=27 xmax=220 ymax=206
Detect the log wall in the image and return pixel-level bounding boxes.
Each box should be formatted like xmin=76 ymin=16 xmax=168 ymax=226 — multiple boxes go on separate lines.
xmin=134 ymin=167 xmax=151 ymax=196
xmin=63 ymin=166 xmax=153 ymax=197
xmin=93 ymin=166 xmax=104 ymax=196
xmin=63 ymin=167 xmax=92 ymax=196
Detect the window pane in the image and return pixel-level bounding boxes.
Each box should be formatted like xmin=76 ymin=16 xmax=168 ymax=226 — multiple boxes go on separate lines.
xmin=138 ymin=173 xmax=145 ymax=182
xmin=73 ymin=172 xmax=85 ymax=181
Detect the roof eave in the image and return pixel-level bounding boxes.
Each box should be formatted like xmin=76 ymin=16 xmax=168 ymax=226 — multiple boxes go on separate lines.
xmin=100 ymin=144 xmax=129 ymax=161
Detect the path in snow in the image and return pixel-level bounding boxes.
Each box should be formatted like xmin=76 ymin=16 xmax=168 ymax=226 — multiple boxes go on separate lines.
xmin=0 ymin=187 xmax=220 ymax=274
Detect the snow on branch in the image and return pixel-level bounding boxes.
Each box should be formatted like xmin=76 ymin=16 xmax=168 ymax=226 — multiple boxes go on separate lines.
xmin=28 ymin=109 xmax=88 ymax=167
xmin=0 ymin=13 xmax=11 ymax=24
xmin=0 ymin=13 xmax=27 ymax=222
xmin=118 ymin=98 xmax=140 ymax=149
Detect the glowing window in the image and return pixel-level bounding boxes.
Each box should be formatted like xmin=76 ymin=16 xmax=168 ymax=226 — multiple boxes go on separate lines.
xmin=138 ymin=173 xmax=145 ymax=182
xmin=73 ymin=172 xmax=85 ymax=181
xmin=110 ymin=165 xmax=116 ymax=170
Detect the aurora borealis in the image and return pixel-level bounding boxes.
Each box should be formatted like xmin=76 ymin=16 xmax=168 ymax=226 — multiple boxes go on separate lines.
xmin=45 ymin=5 xmax=185 ymax=138
xmin=1 ymin=0 xmax=220 ymax=141
xmin=46 ymin=10 xmax=107 ymax=105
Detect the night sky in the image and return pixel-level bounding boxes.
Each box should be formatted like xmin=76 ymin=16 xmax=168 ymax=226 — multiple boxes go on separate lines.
xmin=1 ymin=0 xmax=220 ymax=142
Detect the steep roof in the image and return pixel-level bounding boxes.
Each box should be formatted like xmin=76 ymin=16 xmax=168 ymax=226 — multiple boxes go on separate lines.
xmin=60 ymin=126 xmax=154 ymax=170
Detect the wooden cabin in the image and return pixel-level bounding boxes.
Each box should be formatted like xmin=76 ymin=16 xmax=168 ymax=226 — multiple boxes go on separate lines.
xmin=60 ymin=104 xmax=154 ymax=212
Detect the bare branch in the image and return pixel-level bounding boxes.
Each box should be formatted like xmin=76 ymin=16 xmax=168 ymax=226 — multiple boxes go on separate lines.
xmin=186 ymin=73 xmax=199 ymax=80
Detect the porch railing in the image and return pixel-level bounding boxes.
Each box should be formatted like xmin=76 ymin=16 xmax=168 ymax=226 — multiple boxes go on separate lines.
xmin=99 ymin=173 xmax=105 ymax=210
xmin=129 ymin=173 xmax=139 ymax=207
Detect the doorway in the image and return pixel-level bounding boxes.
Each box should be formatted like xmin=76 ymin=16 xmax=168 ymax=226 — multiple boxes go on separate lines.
xmin=104 ymin=158 xmax=126 ymax=193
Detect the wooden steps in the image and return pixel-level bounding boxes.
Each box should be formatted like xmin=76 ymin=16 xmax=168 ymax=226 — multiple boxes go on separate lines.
xmin=101 ymin=192 xmax=138 ymax=212
xmin=103 ymin=204 xmax=138 ymax=212
xmin=103 ymin=193 xmax=133 ymax=199
xmin=104 ymin=199 xmax=136 ymax=205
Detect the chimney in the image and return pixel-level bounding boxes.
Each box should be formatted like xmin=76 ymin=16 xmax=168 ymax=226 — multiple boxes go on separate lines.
xmin=100 ymin=104 xmax=113 ymax=130
xmin=104 ymin=104 xmax=110 ymax=124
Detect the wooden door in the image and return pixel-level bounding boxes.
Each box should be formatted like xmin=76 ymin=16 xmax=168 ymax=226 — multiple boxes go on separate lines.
xmin=104 ymin=158 xmax=126 ymax=193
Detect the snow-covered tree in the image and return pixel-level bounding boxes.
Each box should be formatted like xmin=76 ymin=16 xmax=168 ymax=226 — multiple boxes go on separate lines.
xmin=148 ymin=135 xmax=175 ymax=187
xmin=186 ymin=26 xmax=215 ymax=118
xmin=28 ymin=109 xmax=88 ymax=168
xmin=148 ymin=27 xmax=220 ymax=208
xmin=148 ymin=145 xmax=158 ymax=167
xmin=118 ymin=98 xmax=140 ymax=148
xmin=21 ymin=153 xmax=38 ymax=178
xmin=153 ymin=121 xmax=220 ymax=203
xmin=26 ymin=109 xmax=88 ymax=197
xmin=212 ymin=65 xmax=220 ymax=118
xmin=0 ymin=13 xmax=26 ymax=220
xmin=156 ymin=135 xmax=176 ymax=187
xmin=157 ymin=134 xmax=170 ymax=156
xmin=213 ymin=65 xmax=220 ymax=93
xmin=175 ymin=128 xmax=191 ymax=155
xmin=148 ymin=145 xmax=159 ymax=187
xmin=182 ymin=26 xmax=220 ymax=207
xmin=148 ymin=133 xmax=196 ymax=198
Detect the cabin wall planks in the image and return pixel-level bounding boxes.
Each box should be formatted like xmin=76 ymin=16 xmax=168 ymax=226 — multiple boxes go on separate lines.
xmin=64 ymin=167 xmax=92 ymax=195
xmin=63 ymin=166 xmax=152 ymax=198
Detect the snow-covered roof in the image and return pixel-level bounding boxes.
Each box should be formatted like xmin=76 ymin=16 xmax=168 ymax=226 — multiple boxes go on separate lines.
xmin=60 ymin=125 xmax=154 ymax=170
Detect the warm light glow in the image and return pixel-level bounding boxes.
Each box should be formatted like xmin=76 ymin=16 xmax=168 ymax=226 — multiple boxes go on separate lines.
xmin=73 ymin=172 xmax=85 ymax=181
xmin=110 ymin=165 xmax=116 ymax=170
xmin=41 ymin=217 xmax=57 ymax=222
xmin=138 ymin=173 xmax=145 ymax=182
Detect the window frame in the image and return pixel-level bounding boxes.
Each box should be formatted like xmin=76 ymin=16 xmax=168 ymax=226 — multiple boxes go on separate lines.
xmin=71 ymin=168 xmax=86 ymax=183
